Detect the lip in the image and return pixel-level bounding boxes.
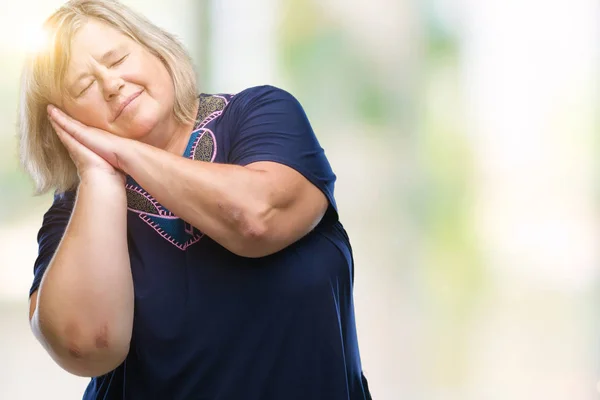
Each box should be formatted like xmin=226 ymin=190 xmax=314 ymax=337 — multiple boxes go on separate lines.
xmin=114 ymin=90 xmax=143 ymax=121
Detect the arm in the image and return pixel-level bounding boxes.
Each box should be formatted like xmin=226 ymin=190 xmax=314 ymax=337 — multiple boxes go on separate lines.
xmin=30 ymin=176 xmax=134 ymax=374
xmin=49 ymin=88 xmax=332 ymax=258
xmin=120 ymin=147 xmax=328 ymax=258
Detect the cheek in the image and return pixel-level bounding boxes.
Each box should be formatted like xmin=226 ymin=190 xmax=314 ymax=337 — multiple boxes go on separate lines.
xmin=63 ymin=98 xmax=111 ymax=129
xmin=139 ymin=56 xmax=175 ymax=97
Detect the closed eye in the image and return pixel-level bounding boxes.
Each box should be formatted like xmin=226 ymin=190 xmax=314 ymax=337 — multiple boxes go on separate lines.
xmin=78 ymin=80 xmax=95 ymax=97
xmin=110 ymin=55 xmax=128 ymax=68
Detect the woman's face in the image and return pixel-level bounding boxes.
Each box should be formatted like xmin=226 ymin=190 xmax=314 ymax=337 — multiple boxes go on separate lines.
xmin=59 ymin=19 xmax=176 ymax=141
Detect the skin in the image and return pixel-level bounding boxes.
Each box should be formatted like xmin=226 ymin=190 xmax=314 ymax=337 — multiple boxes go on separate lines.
xmin=30 ymin=19 xmax=328 ymax=377
xmin=59 ymin=19 xmax=196 ymax=155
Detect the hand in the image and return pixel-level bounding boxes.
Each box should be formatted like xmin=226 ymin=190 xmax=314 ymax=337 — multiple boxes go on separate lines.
xmin=48 ymin=105 xmax=126 ymax=182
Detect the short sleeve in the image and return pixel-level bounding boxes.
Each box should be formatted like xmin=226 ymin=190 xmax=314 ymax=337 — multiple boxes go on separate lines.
xmin=227 ymin=85 xmax=338 ymax=217
xmin=29 ymin=191 xmax=76 ymax=297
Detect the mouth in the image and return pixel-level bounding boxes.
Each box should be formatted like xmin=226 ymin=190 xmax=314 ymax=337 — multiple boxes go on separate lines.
xmin=114 ymin=90 xmax=143 ymax=121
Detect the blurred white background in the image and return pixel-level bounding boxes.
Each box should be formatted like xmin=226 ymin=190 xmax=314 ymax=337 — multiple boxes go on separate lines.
xmin=1 ymin=0 xmax=599 ymax=399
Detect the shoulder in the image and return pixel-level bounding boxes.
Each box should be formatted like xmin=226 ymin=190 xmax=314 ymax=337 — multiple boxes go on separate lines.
xmin=38 ymin=190 xmax=76 ymax=228
xmin=196 ymin=86 xmax=299 ymax=125
xmin=235 ymin=85 xmax=295 ymax=98
xmin=229 ymin=85 xmax=302 ymax=110
xmin=199 ymin=85 xmax=303 ymax=119
xmin=47 ymin=190 xmax=76 ymax=213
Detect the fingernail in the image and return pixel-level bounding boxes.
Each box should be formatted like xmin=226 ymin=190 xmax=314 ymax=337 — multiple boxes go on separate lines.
xmin=47 ymin=105 xmax=55 ymax=116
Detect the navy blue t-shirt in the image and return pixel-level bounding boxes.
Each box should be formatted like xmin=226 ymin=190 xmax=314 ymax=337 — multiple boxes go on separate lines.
xmin=30 ymin=86 xmax=372 ymax=400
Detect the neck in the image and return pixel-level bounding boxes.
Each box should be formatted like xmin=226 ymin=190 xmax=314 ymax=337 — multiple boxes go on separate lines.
xmin=162 ymin=120 xmax=194 ymax=155
xmin=149 ymin=99 xmax=199 ymax=156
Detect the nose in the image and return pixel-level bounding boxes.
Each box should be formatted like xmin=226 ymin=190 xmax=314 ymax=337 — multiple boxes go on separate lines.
xmin=101 ymin=71 xmax=125 ymax=101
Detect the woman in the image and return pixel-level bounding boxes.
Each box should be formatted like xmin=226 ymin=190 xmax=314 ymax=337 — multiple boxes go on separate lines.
xmin=20 ymin=1 xmax=372 ymax=399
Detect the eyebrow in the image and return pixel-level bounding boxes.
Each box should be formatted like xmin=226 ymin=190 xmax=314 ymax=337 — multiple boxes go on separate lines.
xmin=100 ymin=49 xmax=118 ymax=64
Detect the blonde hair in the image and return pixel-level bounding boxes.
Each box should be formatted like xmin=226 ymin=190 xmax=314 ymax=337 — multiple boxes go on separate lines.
xmin=18 ymin=0 xmax=198 ymax=194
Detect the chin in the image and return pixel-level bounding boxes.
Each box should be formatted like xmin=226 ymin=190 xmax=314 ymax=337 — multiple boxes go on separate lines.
xmin=120 ymin=112 xmax=159 ymax=141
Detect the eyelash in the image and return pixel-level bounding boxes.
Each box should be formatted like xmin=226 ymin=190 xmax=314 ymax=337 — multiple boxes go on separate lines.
xmin=78 ymin=55 xmax=128 ymax=96
xmin=79 ymin=81 xmax=94 ymax=96
xmin=110 ymin=55 xmax=128 ymax=68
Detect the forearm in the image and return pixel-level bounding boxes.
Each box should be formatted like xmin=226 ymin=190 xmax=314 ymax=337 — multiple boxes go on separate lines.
xmin=33 ymin=172 xmax=134 ymax=375
xmin=121 ymin=142 xmax=275 ymax=256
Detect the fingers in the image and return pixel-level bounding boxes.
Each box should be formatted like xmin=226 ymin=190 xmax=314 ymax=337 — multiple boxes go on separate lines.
xmin=50 ymin=119 xmax=91 ymax=164
xmin=47 ymin=104 xmax=125 ymax=174
xmin=47 ymin=105 xmax=86 ymax=141
xmin=49 ymin=114 xmax=120 ymax=177
xmin=50 ymin=119 xmax=75 ymax=154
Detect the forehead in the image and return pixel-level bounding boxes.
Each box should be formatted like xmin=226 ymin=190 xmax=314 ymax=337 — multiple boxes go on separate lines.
xmin=65 ymin=20 xmax=132 ymax=73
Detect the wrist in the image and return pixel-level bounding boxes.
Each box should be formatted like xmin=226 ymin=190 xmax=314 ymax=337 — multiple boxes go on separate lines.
xmin=79 ymin=169 xmax=126 ymax=189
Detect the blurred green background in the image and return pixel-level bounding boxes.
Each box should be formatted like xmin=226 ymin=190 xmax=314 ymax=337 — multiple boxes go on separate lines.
xmin=1 ymin=0 xmax=599 ymax=399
